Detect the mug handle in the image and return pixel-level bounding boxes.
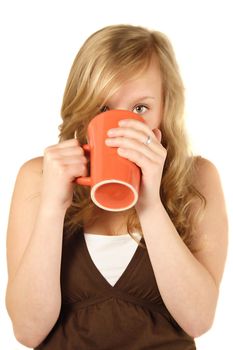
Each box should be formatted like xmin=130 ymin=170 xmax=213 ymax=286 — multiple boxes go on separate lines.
xmin=76 ymin=144 xmax=92 ymax=186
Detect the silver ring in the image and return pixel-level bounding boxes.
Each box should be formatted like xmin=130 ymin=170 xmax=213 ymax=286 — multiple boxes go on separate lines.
xmin=144 ymin=135 xmax=152 ymax=145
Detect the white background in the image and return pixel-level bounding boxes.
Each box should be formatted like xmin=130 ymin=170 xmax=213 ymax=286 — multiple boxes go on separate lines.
xmin=0 ymin=1 xmax=232 ymax=349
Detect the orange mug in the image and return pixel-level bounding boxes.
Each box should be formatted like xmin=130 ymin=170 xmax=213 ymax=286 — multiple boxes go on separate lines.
xmin=76 ymin=109 xmax=144 ymax=211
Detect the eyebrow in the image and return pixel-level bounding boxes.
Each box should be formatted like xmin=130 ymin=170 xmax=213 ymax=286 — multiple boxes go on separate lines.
xmin=132 ymin=96 xmax=156 ymax=104
xmin=101 ymin=96 xmax=156 ymax=109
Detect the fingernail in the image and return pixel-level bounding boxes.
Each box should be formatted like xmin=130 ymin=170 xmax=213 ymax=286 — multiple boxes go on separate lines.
xmin=107 ymin=129 xmax=116 ymax=135
xmin=118 ymin=120 xmax=127 ymax=126
xmin=105 ymin=138 xmax=113 ymax=145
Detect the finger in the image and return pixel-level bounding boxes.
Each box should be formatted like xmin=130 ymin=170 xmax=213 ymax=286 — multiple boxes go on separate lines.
xmin=106 ymin=136 xmax=165 ymax=161
xmin=56 ymin=146 xmax=85 ymax=157
xmin=64 ymin=163 xmax=88 ymax=179
xmin=107 ymin=127 xmax=156 ymax=145
xmin=118 ymin=118 xmax=154 ymax=136
xmin=45 ymin=139 xmax=80 ymax=153
xmin=117 ymin=147 xmax=164 ymax=169
xmin=153 ymin=128 xmax=162 ymax=143
xmin=57 ymin=139 xmax=80 ymax=148
xmin=60 ymin=155 xmax=88 ymax=165
xmin=117 ymin=119 xmax=161 ymax=146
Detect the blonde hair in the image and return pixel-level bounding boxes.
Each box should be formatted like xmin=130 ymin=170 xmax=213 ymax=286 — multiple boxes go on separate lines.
xmin=59 ymin=24 xmax=205 ymax=250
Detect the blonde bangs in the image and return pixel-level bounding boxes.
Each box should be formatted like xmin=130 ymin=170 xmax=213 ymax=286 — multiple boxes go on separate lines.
xmin=59 ymin=29 xmax=153 ymax=143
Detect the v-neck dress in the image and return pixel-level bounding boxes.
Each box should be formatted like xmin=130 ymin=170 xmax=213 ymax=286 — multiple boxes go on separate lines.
xmin=35 ymin=228 xmax=196 ymax=350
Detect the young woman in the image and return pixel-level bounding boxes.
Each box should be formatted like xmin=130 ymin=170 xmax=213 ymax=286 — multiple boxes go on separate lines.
xmin=5 ymin=24 xmax=228 ymax=349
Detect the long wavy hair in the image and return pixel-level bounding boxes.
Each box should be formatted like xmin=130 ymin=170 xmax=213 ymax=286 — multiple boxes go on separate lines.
xmin=59 ymin=24 xmax=205 ymax=250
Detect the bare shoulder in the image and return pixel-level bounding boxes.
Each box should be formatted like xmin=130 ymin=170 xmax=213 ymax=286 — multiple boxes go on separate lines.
xmin=15 ymin=157 xmax=44 ymax=194
xmin=19 ymin=156 xmax=43 ymax=177
xmin=191 ymin=156 xmax=228 ymax=286
xmin=192 ymin=155 xmax=228 ymax=229
xmin=192 ymin=156 xmax=222 ymax=192
xmin=192 ymin=156 xmax=228 ymax=218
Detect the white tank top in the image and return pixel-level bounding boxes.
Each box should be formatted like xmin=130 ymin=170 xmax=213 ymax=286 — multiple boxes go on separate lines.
xmin=84 ymin=232 xmax=141 ymax=286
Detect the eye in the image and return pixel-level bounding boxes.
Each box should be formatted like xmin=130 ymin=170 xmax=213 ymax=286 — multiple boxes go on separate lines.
xmin=133 ymin=104 xmax=148 ymax=114
xmin=100 ymin=105 xmax=110 ymax=113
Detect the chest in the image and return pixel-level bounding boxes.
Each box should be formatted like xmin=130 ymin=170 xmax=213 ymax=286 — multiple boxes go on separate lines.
xmin=60 ymin=231 xmax=162 ymax=308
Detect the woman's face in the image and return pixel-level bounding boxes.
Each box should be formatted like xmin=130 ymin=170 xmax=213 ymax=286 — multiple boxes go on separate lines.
xmin=102 ymin=56 xmax=163 ymax=131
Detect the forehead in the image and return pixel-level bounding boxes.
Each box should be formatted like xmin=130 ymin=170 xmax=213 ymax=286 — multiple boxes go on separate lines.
xmin=108 ymin=56 xmax=162 ymax=101
xmin=132 ymin=56 xmax=161 ymax=88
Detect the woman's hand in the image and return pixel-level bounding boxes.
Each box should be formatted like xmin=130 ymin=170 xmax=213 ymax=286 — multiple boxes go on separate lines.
xmin=105 ymin=118 xmax=167 ymax=212
xmin=41 ymin=139 xmax=88 ymax=210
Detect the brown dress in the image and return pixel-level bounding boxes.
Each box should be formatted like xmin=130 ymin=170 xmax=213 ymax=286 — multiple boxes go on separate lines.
xmin=35 ymin=228 xmax=196 ymax=349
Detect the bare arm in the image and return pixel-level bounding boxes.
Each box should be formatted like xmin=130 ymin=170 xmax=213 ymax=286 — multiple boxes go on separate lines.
xmin=5 ymin=139 xmax=87 ymax=348
xmin=138 ymin=158 xmax=228 ymax=337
